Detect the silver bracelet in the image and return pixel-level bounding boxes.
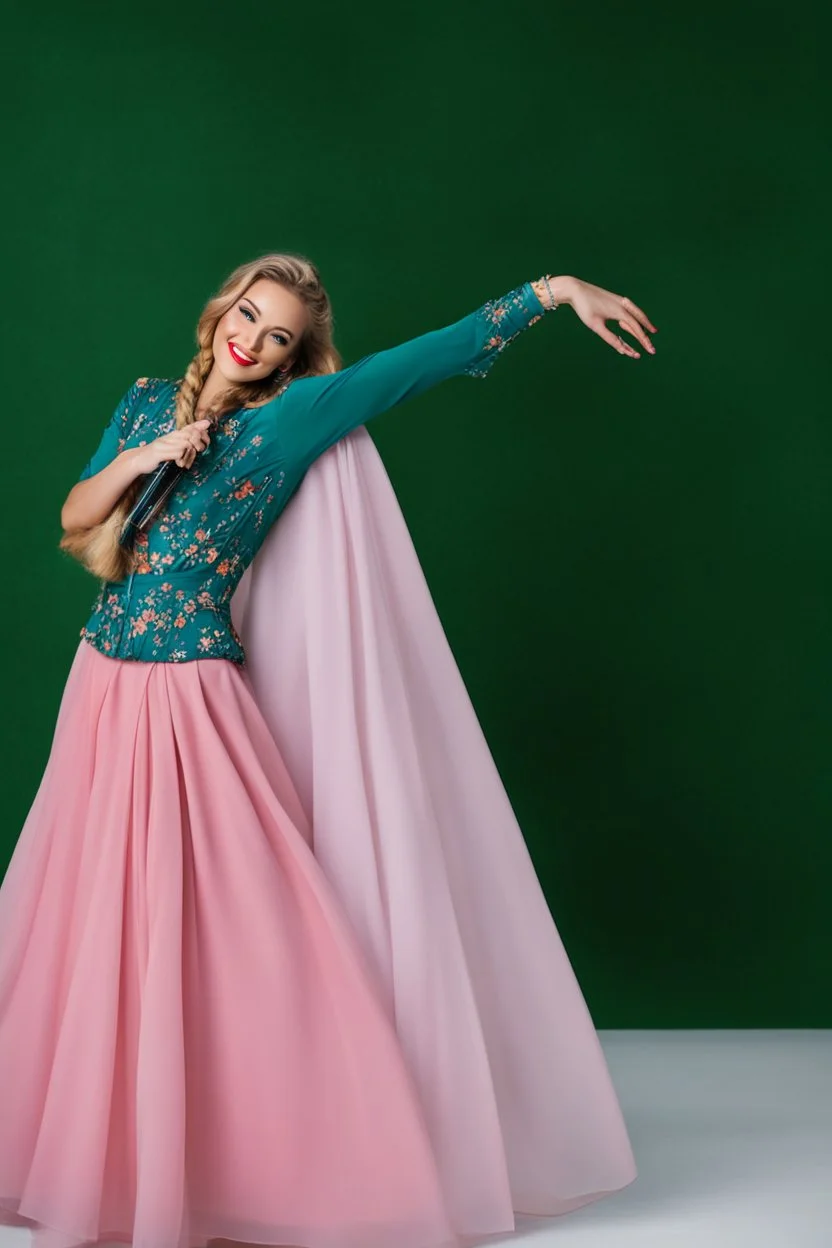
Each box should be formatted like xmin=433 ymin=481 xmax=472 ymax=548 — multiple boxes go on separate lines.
xmin=543 ymin=274 xmax=559 ymax=311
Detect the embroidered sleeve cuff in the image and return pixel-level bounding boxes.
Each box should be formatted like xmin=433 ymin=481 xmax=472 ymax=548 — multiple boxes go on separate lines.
xmin=464 ymin=280 xmax=549 ymax=379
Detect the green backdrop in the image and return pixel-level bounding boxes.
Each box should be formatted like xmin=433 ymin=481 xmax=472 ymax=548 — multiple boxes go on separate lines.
xmin=0 ymin=1 xmax=826 ymax=1026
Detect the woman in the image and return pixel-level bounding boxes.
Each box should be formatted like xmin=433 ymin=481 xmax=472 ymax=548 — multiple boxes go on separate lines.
xmin=0 ymin=254 xmax=656 ymax=1248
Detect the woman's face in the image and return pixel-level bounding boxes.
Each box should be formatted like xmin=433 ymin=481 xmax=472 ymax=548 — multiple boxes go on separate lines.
xmin=212 ymin=278 xmax=309 ymax=384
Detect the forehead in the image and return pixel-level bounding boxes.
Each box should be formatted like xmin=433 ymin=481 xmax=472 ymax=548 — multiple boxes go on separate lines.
xmin=242 ymin=278 xmax=308 ymax=332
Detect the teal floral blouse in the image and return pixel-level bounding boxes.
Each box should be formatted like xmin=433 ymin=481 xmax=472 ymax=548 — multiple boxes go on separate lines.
xmin=76 ymin=279 xmax=550 ymax=665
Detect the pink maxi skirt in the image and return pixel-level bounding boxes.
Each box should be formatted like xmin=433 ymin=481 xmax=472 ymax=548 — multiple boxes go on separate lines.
xmin=0 ymin=640 xmax=460 ymax=1248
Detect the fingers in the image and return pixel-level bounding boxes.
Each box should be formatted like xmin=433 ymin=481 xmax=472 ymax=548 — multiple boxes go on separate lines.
xmin=183 ymin=426 xmax=210 ymax=450
xmin=621 ymin=296 xmax=657 ymax=335
xmin=181 ymin=424 xmax=211 ymax=455
xmin=596 ymin=309 xmax=657 ymax=358
xmin=185 ymin=434 xmax=209 ymax=454
xmin=164 ymin=423 xmax=211 ymax=469
xmin=594 ymin=321 xmax=640 ymax=358
xmin=162 ymin=429 xmax=209 ymax=452
xmin=178 ymin=437 xmax=202 ymax=469
xmin=618 ymin=316 xmax=655 ymax=355
xmin=176 ymin=446 xmax=200 ymax=469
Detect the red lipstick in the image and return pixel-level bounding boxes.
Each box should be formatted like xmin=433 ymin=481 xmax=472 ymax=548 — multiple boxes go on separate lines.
xmin=228 ymin=342 xmax=256 ymax=366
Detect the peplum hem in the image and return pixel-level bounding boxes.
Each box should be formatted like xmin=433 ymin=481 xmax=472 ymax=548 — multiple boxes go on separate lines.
xmin=81 ymin=567 xmax=247 ymax=665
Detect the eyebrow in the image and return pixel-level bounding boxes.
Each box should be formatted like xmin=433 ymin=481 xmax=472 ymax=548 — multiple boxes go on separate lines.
xmin=242 ymin=297 xmax=295 ymax=340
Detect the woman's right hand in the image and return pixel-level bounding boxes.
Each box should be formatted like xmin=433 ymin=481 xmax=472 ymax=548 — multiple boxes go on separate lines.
xmin=132 ymin=419 xmax=213 ymax=473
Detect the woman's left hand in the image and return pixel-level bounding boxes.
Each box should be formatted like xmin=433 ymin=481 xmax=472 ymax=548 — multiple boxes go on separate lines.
xmin=540 ymin=276 xmax=658 ymax=358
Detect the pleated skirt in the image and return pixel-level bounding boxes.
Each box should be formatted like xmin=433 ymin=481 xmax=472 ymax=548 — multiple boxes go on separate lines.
xmin=0 ymin=640 xmax=460 ymax=1248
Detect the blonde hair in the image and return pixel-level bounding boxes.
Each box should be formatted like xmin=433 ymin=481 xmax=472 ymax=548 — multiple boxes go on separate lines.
xmin=60 ymin=252 xmax=342 ymax=583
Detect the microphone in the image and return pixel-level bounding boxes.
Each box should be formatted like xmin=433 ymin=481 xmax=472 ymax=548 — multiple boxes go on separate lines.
xmin=119 ymin=413 xmax=218 ymax=550
xmin=118 ymin=460 xmax=187 ymax=551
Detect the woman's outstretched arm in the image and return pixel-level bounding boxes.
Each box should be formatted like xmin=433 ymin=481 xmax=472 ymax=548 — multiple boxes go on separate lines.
xmin=272 ymin=274 xmax=657 ymax=475
xmin=272 ymin=278 xmax=552 ymax=472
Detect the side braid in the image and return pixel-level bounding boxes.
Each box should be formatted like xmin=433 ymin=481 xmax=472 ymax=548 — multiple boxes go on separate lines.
xmin=175 ymin=350 xmax=213 ymax=429
xmin=60 ymin=251 xmax=344 ymax=584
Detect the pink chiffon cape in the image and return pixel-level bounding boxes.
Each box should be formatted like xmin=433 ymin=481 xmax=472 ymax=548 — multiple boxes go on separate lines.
xmin=231 ymin=427 xmax=638 ymax=1226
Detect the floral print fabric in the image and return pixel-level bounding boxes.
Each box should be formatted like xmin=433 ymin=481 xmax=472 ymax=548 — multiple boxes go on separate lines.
xmin=75 ymin=280 xmax=548 ymax=664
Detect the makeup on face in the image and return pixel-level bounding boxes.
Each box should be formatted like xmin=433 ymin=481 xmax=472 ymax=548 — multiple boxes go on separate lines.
xmin=227 ymin=341 xmax=257 ymax=367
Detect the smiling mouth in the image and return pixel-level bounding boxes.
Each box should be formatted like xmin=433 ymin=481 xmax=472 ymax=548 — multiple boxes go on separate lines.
xmin=228 ymin=341 xmax=257 ymax=366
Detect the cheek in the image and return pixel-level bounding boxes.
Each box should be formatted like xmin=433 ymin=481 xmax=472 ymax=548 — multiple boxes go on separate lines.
xmin=216 ymin=312 xmax=238 ymax=343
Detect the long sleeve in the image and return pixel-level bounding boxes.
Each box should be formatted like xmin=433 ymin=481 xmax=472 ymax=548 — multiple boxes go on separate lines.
xmin=76 ymin=377 xmax=149 ymax=482
xmin=272 ymin=280 xmax=550 ymax=473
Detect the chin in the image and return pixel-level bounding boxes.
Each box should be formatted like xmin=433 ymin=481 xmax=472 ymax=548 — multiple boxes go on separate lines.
xmin=221 ymin=362 xmax=263 ymax=383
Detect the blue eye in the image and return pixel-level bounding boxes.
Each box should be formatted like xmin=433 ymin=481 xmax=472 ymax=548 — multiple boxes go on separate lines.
xmin=239 ymin=304 xmax=287 ymax=346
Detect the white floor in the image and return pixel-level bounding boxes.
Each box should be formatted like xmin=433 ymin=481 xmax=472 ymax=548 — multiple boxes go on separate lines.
xmin=2 ymin=1031 xmax=830 ymax=1248
xmin=505 ymin=1030 xmax=832 ymax=1248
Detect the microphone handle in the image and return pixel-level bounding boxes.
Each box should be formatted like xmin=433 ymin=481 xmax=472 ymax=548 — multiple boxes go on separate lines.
xmin=119 ymin=461 xmax=186 ymax=551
